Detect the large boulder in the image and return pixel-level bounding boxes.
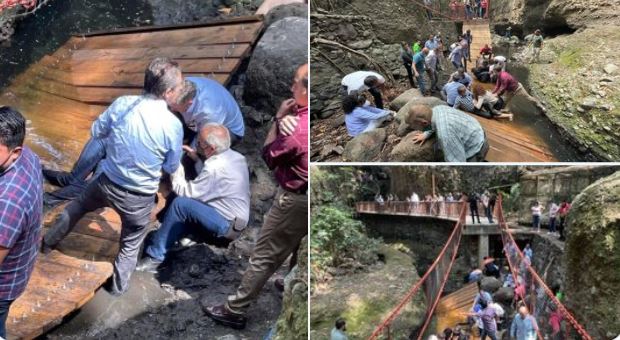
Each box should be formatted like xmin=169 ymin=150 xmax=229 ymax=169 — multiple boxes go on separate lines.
xmin=389 ymin=131 xmax=442 ymax=162
xmin=244 ymin=17 xmax=308 ymax=114
xmin=263 ymin=3 xmax=308 ymax=27
xmin=493 ymin=287 xmax=515 ymax=304
xmin=565 ymin=171 xmax=620 ymax=339
xmin=343 ymin=128 xmax=386 ymax=161
xmin=388 ymin=88 xmax=423 ymax=111
xmin=395 ymin=97 xmax=447 ymax=136
xmin=480 ymin=276 xmax=502 ymax=294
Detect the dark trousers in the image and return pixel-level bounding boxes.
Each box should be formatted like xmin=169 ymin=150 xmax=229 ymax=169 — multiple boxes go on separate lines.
xmin=558 ymin=216 xmax=566 ymax=240
xmin=549 ymin=217 xmax=557 ymax=232
xmin=368 ymin=87 xmax=384 ymax=109
xmin=481 ymin=329 xmax=498 ymax=340
xmin=44 ymin=174 xmax=155 ymax=295
xmin=466 ymin=138 xmax=489 ymax=162
xmin=227 ymin=188 xmax=307 ymax=313
xmin=404 ymin=62 xmax=415 ymax=88
xmin=0 ymin=299 xmax=14 ymax=339
xmin=485 ymin=205 xmax=493 ymax=223
xmin=470 ymin=205 xmax=480 ymax=223
xmin=145 ymin=197 xmax=230 ymax=262
xmin=44 ymin=137 xmax=106 ymax=207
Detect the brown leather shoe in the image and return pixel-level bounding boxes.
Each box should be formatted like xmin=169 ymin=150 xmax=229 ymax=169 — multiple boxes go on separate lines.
xmin=204 ymin=304 xmax=247 ymax=330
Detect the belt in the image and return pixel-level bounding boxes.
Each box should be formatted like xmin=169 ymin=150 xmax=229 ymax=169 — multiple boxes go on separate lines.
xmin=101 ymin=173 xmax=153 ymax=197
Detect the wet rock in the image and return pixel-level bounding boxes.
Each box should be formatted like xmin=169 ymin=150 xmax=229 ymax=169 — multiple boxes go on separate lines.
xmin=480 ymin=276 xmax=502 ymax=293
xmin=343 ymin=128 xmax=386 ymax=161
xmin=348 ymin=39 xmax=373 ymax=49
xmin=388 ymin=88 xmax=423 ymax=111
xmin=244 ymin=17 xmax=308 ymax=114
xmin=263 ymin=3 xmax=308 ymax=27
xmin=493 ymin=286 xmax=515 ymax=304
xmin=579 ymin=98 xmax=597 ymax=110
xmin=389 ymin=131 xmax=440 ymax=162
xmin=603 ymin=63 xmax=618 ymax=75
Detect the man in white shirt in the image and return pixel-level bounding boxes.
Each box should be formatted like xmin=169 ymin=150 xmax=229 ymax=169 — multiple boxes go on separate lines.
xmin=137 ymin=123 xmax=250 ymax=272
xmin=341 ymin=71 xmax=386 ymax=109
xmin=425 ymin=48 xmax=441 ymax=92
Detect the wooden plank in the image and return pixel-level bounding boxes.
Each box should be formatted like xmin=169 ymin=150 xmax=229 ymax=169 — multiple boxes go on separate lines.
xmin=30 ymin=78 xmax=141 ymax=104
xmin=70 ymin=43 xmax=251 ymax=61
xmin=78 ymin=22 xmax=263 ymax=49
xmin=64 ymin=58 xmax=242 ymax=74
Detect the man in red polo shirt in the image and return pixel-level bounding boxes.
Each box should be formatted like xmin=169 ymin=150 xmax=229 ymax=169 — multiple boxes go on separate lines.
xmin=0 ymin=107 xmax=43 ymax=338
xmin=204 ymin=64 xmax=308 ymax=329
xmin=491 ymin=64 xmax=546 ymax=114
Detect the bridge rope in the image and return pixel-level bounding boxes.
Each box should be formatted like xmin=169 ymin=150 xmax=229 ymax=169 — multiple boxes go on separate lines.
xmin=367 ymin=202 xmax=468 ymax=340
xmin=364 ymin=197 xmax=594 ymax=339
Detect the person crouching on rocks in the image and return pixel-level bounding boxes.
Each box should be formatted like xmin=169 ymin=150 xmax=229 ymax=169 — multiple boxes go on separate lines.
xmin=343 ymin=91 xmax=394 ymax=137
xmin=408 ymin=104 xmax=488 ymax=162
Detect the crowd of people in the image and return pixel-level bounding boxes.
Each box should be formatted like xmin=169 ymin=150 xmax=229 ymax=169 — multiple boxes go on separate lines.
xmin=0 ymin=58 xmax=309 ymax=334
xmin=531 ymin=200 xmax=571 ymax=240
xmin=340 ymin=26 xmax=548 ymax=163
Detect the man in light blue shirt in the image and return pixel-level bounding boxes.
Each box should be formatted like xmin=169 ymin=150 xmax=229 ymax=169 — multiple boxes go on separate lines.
xmin=510 ymin=306 xmax=538 ymax=340
xmin=170 ymin=77 xmax=244 ymax=144
xmin=331 ymin=318 xmax=348 ymax=340
xmin=343 ymin=91 xmax=392 ymax=137
xmin=425 ymin=34 xmax=438 ymax=50
xmin=43 ymin=57 xmax=184 ymax=296
xmin=441 ymin=76 xmax=462 ymax=106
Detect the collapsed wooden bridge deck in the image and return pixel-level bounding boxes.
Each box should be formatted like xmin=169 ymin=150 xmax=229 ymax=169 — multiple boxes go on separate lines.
xmin=0 ymin=16 xmax=265 ymax=339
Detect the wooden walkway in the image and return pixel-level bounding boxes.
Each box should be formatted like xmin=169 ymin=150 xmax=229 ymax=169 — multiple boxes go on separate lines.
xmin=0 ymin=16 xmax=264 ymax=339
xmin=435 ymin=283 xmax=479 ymax=338
xmin=462 ymin=21 xmax=556 ymax=162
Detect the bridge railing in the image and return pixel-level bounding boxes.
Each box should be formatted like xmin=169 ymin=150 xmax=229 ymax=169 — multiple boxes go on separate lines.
xmin=367 ymin=202 xmax=468 ymax=340
xmin=356 ymin=200 xmax=498 ymax=223
xmin=412 ymin=0 xmax=491 ymax=22
xmin=496 ymin=196 xmax=593 ymax=340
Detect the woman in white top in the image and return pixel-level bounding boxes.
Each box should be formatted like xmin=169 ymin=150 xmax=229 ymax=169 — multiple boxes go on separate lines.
xmin=472 ymin=84 xmax=513 ymax=120
xmin=531 ymin=201 xmax=544 ymax=232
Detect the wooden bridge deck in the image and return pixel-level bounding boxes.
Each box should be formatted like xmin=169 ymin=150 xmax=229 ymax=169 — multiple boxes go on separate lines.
xmin=435 ymin=283 xmax=480 ymax=338
xmin=0 ymin=16 xmax=264 ymax=340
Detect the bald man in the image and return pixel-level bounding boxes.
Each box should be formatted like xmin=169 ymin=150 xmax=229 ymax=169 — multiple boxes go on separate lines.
xmin=136 ymin=123 xmax=250 ymax=272
xmin=205 ymin=64 xmax=309 ymax=329
xmin=510 ymin=306 xmax=538 ymax=340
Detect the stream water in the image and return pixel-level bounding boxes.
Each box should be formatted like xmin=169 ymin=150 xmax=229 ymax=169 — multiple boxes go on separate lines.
xmin=0 ymin=0 xmax=153 ymax=168
xmin=493 ymin=45 xmax=582 ymax=161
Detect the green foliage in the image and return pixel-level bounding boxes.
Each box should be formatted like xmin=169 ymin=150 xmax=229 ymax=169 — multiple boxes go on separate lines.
xmin=311 ymin=205 xmax=381 ymax=279
xmin=502 ymin=183 xmax=521 ymax=212
xmin=311 ymin=166 xmax=376 ymax=208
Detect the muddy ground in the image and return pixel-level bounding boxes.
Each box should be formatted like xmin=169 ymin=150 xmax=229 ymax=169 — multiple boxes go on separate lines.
xmin=46 ymin=241 xmax=288 ymax=340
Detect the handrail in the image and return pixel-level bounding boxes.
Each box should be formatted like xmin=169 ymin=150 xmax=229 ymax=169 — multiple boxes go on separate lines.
xmin=367 ymin=202 xmax=468 ymax=339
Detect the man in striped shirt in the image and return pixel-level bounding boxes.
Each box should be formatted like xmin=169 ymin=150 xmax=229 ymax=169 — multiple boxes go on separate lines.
xmin=453 ymin=85 xmax=476 ymax=112
xmin=409 ymin=105 xmax=488 ymax=162
xmin=0 ymin=107 xmax=43 ymax=338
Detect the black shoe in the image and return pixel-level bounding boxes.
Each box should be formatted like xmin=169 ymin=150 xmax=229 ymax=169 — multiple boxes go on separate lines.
xmin=42 ymin=168 xmax=72 ymax=187
xmin=135 ymin=256 xmax=163 ymax=273
xmin=41 ymin=241 xmax=54 ymax=255
xmin=204 ymin=304 xmax=247 ymax=330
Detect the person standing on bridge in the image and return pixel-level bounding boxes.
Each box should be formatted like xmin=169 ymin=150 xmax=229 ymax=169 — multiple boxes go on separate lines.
xmin=548 ymin=201 xmax=559 ymax=235
xmin=481 ymin=191 xmax=493 ymax=223
xmin=557 ymin=200 xmax=571 ymax=241
xmin=463 ymin=29 xmax=473 ymax=63
xmin=42 ymin=57 xmax=185 ymax=296
xmin=531 ymin=201 xmax=544 ymax=232
xmin=480 ymin=0 xmax=488 ymax=18
xmin=408 ymin=105 xmax=489 ymax=162
xmin=0 ymin=107 xmax=43 ymax=339
xmin=469 ymin=192 xmax=482 ymax=224
xmin=509 ymin=306 xmax=538 ymax=340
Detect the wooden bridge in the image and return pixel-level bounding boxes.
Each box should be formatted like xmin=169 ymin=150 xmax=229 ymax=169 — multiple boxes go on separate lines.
xmin=0 ymin=13 xmax=270 ymax=340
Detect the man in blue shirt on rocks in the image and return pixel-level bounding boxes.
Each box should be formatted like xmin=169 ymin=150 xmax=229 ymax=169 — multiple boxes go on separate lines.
xmin=412 ymin=47 xmax=430 ymax=95
xmin=441 ymin=75 xmax=463 ymax=106
xmin=510 ymin=306 xmax=538 ymax=340
xmin=42 ymin=57 xmax=185 ymax=296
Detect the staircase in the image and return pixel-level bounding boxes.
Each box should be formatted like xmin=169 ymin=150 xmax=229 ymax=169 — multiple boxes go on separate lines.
xmin=463 ymin=21 xmax=493 ymax=57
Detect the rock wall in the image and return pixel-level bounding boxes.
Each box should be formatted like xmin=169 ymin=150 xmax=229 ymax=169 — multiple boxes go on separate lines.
xmin=310 ymin=0 xmax=460 ymax=119
xmin=516 ymin=166 xmax=618 ymax=224
xmin=274 ymin=236 xmax=308 ymax=340
xmin=564 ymin=171 xmax=620 ymax=339
xmin=489 ymin=0 xmax=619 ymax=36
